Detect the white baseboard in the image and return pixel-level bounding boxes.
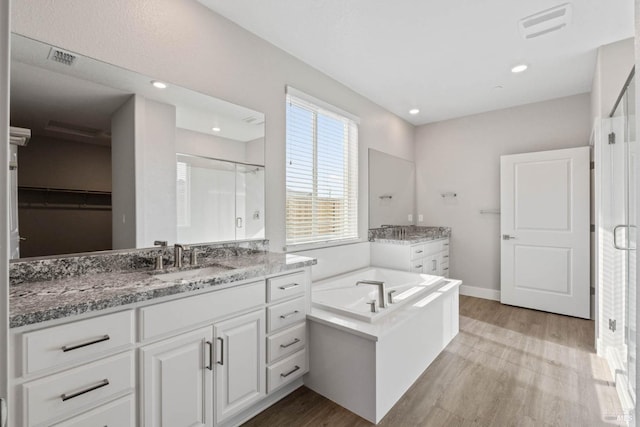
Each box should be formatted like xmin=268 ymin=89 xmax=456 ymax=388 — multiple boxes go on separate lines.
xmin=459 ymin=285 xmax=501 ymax=301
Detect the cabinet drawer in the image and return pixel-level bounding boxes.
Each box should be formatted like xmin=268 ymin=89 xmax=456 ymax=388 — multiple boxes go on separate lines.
xmin=268 ymin=271 xmax=306 ymax=302
xmin=423 ymin=239 xmax=447 ymax=255
xmin=267 ymin=297 xmax=306 ymax=333
xmin=23 ymin=351 xmax=134 ymax=427
xmin=52 ymin=395 xmax=135 ymax=427
xmin=410 ymin=260 xmax=425 ymax=273
xmin=410 ymin=244 xmax=426 ymax=260
xmin=22 ymin=310 xmax=134 ymax=376
xmin=267 ymin=323 xmax=306 ymax=364
xmin=442 ymin=266 xmax=450 ymax=278
xmin=267 ymin=350 xmax=307 ymax=393
xmin=140 ymin=280 xmax=265 ymax=341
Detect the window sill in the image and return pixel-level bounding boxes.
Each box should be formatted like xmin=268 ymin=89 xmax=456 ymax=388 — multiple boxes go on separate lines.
xmin=284 ymin=238 xmax=366 ymax=253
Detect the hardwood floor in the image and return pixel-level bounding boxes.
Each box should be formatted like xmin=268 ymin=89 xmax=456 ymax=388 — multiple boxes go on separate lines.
xmin=243 ymin=296 xmax=625 ymax=426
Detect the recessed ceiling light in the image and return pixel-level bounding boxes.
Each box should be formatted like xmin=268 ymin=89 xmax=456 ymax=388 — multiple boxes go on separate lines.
xmin=409 ymin=109 xmax=420 ymax=115
xmin=511 ymin=64 xmax=528 ymax=73
xmin=212 ymin=127 xmax=221 ymax=132
xmin=151 ymin=80 xmax=167 ymax=89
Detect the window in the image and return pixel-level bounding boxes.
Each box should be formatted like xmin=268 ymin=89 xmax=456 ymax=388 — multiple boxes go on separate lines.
xmin=285 ymin=87 xmax=359 ymax=247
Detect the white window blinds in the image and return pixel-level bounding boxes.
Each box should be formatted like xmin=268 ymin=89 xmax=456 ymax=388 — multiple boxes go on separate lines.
xmin=285 ymin=87 xmax=359 ymax=247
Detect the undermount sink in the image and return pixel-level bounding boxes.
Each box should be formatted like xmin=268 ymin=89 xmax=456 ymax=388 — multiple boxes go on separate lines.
xmin=153 ymin=264 xmax=235 ymax=282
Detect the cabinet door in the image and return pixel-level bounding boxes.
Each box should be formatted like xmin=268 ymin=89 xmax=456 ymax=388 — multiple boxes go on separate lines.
xmin=214 ymin=310 xmax=265 ymax=424
xmin=141 ymin=327 xmax=213 ymax=427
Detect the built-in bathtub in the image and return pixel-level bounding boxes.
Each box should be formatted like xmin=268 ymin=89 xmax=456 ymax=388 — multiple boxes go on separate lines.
xmin=305 ymin=267 xmax=461 ymax=424
xmin=312 ymin=267 xmax=446 ymax=322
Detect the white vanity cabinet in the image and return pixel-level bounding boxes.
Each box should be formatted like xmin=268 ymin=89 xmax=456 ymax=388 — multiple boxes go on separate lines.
xmin=214 ymin=310 xmax=265 ymax=424
xmin=140 ymin=327 xmax=214 ymax=427
xmin=371 ymin=238 xmax=450 ymax=277
xmin=264 ymin=271 xmax=308 ymax=395
xmin=11 ymin=311 xmax=136 ymax=427
xmin=10 ymin=266 xmax=311 ymax=427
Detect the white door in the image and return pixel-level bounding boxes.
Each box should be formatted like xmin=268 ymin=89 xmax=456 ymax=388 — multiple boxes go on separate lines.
xmin=1 ymin=3 xmax=10 ymax=426
xmin=214 ymin=309 xmax=265 ymax=425
xmin=500 ymin=146 xmax=590 ymax=318
xmin=140 ymin=326 xmax=213 ymax=427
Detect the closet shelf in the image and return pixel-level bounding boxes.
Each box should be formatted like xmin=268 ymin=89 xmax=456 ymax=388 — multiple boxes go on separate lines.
xmin=17 ymin=186 xmax=112 ymax=211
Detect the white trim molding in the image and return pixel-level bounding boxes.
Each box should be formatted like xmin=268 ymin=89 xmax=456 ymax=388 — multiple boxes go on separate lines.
xmin=459 ymin=285 xmax=501 ymax=301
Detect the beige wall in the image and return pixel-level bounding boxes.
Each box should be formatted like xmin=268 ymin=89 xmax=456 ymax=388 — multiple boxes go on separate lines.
xmin=11 ymin=0 xmax=415 ymax=256
xmin=415 ymin=93 xmax=591 ymax=294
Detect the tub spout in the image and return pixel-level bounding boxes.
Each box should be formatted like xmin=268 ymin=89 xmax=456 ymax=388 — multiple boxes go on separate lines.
xmin=357 ymin=280 xmax=387 ymax=309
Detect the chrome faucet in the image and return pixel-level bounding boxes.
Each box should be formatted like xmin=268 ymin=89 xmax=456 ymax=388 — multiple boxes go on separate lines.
xmin=174 ymin=243 xmax=189 ymax=268
xmin=357 ymin=280 xmax=387 ymax=308
xmin=153 ymin=240 xmax=168 ymax=271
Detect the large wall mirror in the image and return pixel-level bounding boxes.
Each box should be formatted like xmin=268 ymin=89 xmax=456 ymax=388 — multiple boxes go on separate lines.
xmin=9 ymin=34 xmax=265 ymax=259
xmin=368 ymin=149 xmax=415 ymax=228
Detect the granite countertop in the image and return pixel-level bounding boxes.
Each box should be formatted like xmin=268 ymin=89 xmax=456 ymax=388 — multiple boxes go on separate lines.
xmin=10 ymin=252 xmax=316 ymax=328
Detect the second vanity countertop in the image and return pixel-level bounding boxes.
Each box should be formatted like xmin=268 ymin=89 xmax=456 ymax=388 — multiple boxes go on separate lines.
xmin=10 ymin=251 xmax=316 ymax=329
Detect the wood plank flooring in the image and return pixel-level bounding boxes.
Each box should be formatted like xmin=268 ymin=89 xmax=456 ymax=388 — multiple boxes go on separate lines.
xmin=243 ymin=296 xmax=625 ymax=426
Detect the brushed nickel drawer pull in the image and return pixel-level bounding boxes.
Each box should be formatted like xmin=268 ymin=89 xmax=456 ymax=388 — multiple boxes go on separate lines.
xmin=415 ymin=250 xmax=423 ymax=253
xmin=280 ymin=365 xmax=300 ymax=378
xmin=443 ymin=255 xmax=449 ymax=258
xmin=278 ymin=283 xmax=300 ymax=290
xmin=61 ymin=335 xmax=110 ymax=352
xmin=415 ymin=265 xmax=423 ymax=269
xmin=443 ymin=267 xmax=449 ymax=271
xmin=280 ymin=310 xmax=300 ymax=319
xmin=205 ymin=341 xmax=213 ymax=371
xmin=280 ymin=338 xmax=301 ymax=349
xmin=61 ymin=379 xmax=109 ymax=401
xmin=217 ymin=337 xmax=224 ymax=365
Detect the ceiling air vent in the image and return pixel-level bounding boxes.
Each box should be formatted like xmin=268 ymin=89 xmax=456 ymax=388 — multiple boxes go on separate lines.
xmin=47 ymin=47 xmax=77 ymax=66
xmin=519 ymin=3 xmax=572 ymax=39
xmin=242 ymin=115 xmax=265 ymax=125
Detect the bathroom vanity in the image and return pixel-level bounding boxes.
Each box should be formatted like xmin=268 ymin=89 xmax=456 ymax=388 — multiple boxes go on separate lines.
xmin=8 ymin=245 xmax=315 ymax=427
xmin=369 ymin=226 xmax=451 ymax=277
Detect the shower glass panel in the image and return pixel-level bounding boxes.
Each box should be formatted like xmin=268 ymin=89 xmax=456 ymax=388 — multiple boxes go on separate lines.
xmin=610 ymin=71 xmax=636 ymax=406
xmin=176 ymin=154 xmax=265 ymax=244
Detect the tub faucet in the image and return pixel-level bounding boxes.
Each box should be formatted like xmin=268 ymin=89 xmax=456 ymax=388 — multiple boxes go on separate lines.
xmin=174 ymin=243 xmax=189 ymax=268
xmin=357 ymin=280 xmax=387 ymax=309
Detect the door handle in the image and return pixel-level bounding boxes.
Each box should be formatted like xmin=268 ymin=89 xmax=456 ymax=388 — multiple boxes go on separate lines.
xmin=614 ymin=225 xmax=636 ymax=251
xmin=502 ymin=234 xmax=517 ymax=240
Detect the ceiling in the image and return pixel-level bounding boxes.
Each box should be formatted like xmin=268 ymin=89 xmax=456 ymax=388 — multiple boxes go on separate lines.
xmin=198 ymin=0 xmax=634 ymax=125
xmin=10 ymin=35 xmax=265 ymax=144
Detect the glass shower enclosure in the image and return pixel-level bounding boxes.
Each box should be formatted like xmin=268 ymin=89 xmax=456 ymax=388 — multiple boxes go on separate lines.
xmin=597 ymin=68 xmax=636 ymax=414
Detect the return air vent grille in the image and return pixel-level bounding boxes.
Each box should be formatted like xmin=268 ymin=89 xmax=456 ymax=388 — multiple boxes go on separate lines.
xmin=44 ymin=120 xmax=102 ymax=138
xmin=242 ymin=115 xmax=265 ymax=125
xmin=519 ymin=3 xmax=572 ymax=39
xmin=47 ymin=47 xmax=77 ymax=66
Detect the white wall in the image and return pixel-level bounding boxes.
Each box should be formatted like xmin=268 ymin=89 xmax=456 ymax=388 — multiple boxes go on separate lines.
xmin=111 ymin=95 xmax=138 ymax=249
xmin=11 ymin=0 xmax=415 ymax=263
xmin=176 ymin=127 xmax=248 ymax=165
xmin=591 ymin=38 xmax=635 ymax=122
xmin=140 ymin=98 xmax=177 ymax=247
xmin=1 ymin=0 xmax=10 ymax=406
xmin=415 ymin=93 xmax=591 ymax=293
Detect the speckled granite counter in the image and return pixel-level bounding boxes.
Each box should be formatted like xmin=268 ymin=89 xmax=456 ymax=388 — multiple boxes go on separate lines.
xmin=10 ymin=251 xmax=316 ymax=328
xmin=368 ymin=226 xmax=451 ymax=245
